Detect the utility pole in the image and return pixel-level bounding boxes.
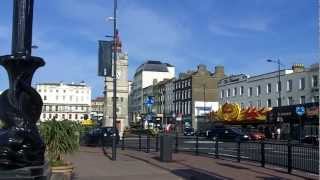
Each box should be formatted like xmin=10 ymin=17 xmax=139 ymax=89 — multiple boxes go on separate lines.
xmin=112 ymin=0 xmax=118 ymax=161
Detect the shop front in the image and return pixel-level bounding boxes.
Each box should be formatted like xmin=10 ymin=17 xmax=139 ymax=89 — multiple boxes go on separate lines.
xmin=268 ymin=102 xmax=319 ymax=139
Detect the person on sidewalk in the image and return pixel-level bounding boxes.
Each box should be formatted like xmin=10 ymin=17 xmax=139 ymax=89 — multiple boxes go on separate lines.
xmin=276 ymin=127 xmax=281 ymax=140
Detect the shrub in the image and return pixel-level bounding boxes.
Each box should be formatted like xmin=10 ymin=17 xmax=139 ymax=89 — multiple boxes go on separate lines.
xmin=40 ymin=119 xmax=82 ymax=166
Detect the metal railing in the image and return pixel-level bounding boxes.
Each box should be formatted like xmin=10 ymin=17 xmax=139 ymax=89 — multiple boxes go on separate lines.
xmin=120 ymin=133 xmax=319 ymax=174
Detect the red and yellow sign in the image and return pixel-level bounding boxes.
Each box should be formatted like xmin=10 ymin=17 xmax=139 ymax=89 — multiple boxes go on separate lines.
xmin=208 ymin=103 xmax=271 ymax=122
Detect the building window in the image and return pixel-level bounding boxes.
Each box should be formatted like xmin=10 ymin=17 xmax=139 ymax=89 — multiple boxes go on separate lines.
xmin=300 ymin=96 xmax=305 ymax=104
xmin=277 ymin=98 xmax=281 ymax=107
xmin=56 ymin=90 xmax=59 ymax=93
xmin=227 ymin=89 xmax=231 ymax=97
xmin=257 ymin=100 xmax=261 ymax=107
xmin=49 ymin=106 xmax=52 ymax=112
xmin=75 ymin=114 xmax=78 ymax=120
xmin=69 ymin=114 xmax=72 ymax=120
xmin=240 ymin=86 xmax=244 ymax=96
xmin=257 ymin=85 xmax=261 ymax=96
xmin=221 ymin=90 xmax=225 ymax=98
xmin=55 ymin=105 xmax=58 ymax=112
xmin=240 ymin=102 xmax=244 ymax=108
xmin=286 ymin=80 xmax=292 ymax=92
xmin=49 ymin=114 xmax=52 ymax=119
xmin=56 ymin=96 xmax=58 ymax=100
xmin=267 ymin=99 xmax=272 ymax=107
xmin=287 ymin=97 xmax=293 ymax=105
xmin=70 ymin=96 xmax=72 ymax=101
xmin=43 ymin=96 xmax=47 ymax=101
xmin=312 ymin=75 xmax=318 ymax=87
xmin=233 ymin=88 xmax=237 ymax=96
xmin=299 ymin=78 xmax=305 ymax=90
xmin=249 ymin=101 xmax=253 ymax=107
xmin=43 ymin=114 xmax=46 ymax=119
xmin=62 ymin=114 xmax=65 ymax=119
xmin=276 ymin=82 xmax=281 ymax=92
xmin=313 ymin=96 xmax=319 ymax=102
xmin=267 ymin=83 xmax=271 ymax=94
xmin=38 ymin=89 xmax=41 ymax=92
xmin=248 ymin=87 xmax=253 ymax=97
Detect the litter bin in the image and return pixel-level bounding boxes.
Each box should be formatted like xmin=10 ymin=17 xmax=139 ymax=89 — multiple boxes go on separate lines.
xmin=160 ymin=134 xmax=172 ymax=162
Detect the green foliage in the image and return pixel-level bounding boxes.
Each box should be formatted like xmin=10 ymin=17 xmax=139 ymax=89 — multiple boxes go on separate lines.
xmin=39 ymin=119 xmax=82 ymax=166
xmin=0 ymin=120 xmax=4 ymax=128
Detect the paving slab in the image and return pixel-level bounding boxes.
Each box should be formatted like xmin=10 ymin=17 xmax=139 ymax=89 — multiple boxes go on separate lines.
xmin=65 ymin=147 xmax=319 ymax=180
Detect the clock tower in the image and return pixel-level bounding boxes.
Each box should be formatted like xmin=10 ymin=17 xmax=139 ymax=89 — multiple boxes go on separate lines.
xmin=104 ymin=31 xmax=129 ymax=135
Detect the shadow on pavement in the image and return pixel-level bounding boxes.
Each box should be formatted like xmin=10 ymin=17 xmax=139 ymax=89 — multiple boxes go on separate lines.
xmin=171 ymin=169 xmax=233 ymax=180
xmin=255 ymin=176 xmax=291 ymax=180
xmin=124 ymin=154 xmax=233 ymax=180
xmin=215 ymin=162 xmax=249 ymax=170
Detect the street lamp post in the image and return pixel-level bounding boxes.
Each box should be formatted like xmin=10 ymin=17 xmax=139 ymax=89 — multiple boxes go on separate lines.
xmin=203 ymin=84 xmax=206 ymax=116
xmin=0 ymin=0 xmax=46 ymax=170
xmin=112 ymin=0 xmax=118 ymax=161
xmin=267 ymin=59 xmax=282 ymax=107
xmin=267 ymin=59 xmax=285 ymax=140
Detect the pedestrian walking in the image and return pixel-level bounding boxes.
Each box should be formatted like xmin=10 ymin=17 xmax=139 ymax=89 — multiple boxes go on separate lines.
xmin=276 ymin=127 xmax=281 ymax=140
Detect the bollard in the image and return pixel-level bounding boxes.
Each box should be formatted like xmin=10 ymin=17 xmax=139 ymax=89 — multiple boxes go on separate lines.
xmin=175 ymin=132 xmax=179 ymax=153
xmin=138 ymin=134 xmax=141 ymax=151
xmin=288 ymin=141 xmax=292 ymax=173
xmin=215 ymin=137 xmax=219 ymax=159
xmin=237 ymin=140 xmax=241 ymax=162
xmin=121 ymin=134 xmax=125 ymax=150
xmin=195 ymin=134 xmax=199 ymax=155
xmin=261 ymin=141 xmax=265 ymax=167
xmin=147 ymin=134 xmax=150 ymax=153
xmin=156 ymin=134 xmax=159 ymax=152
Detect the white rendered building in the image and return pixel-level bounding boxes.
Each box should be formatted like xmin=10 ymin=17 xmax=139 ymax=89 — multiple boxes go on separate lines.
xmin=36 ymin=82 xmax=91 ymax=121
xmin=129 ymin=60 xmax=175 ymax=122
xmin=218 ymin=64 xmax=319 ymax=108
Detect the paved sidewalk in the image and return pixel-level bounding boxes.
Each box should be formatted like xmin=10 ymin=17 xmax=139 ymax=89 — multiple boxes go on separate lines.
xmin=65 ymin=147 xmax=318 ymax=180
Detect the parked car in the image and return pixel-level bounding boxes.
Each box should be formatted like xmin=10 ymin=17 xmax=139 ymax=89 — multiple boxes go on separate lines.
xmin=246 ymin=129 xmax=265 ymax=141
xmin=302 ymin=135 xmax=319 ymax=145
xmin=206 ymin=127 xmax=250 ymax=141
xmin=195 ymin=129 xmax=207 ymax=137
xmin=84 ymin=127 xmax=120 ymax=146
xmin=184 ymin=127 xmax=195 ymax=136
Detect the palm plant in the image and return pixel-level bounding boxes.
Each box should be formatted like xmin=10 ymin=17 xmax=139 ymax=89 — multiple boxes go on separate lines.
xmin=40 ymin=118 xmax=82 ymax=166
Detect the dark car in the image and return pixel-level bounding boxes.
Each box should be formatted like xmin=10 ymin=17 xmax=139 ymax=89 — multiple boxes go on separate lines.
xmin=196 ymin=129 xmax=207 ymax=137
xmin=84 ymin=127 xmax=120 ymax=146
xmin=184 ymin=128 xmax=195 ymax=136
xmin=207 ymin=127 xmax=250 ymax=141
xmin=245 ymin=129 xmax=265 ymax=141
xmin=302 ymin=135 xmax=319 ymax=146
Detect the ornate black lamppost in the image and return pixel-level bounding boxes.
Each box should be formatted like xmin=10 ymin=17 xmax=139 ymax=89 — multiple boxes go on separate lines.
xmin=0 ymin=0 xmax=47 ymax=178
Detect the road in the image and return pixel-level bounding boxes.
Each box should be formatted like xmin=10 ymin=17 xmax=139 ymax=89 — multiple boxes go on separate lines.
xmin=121 ymin=135 xmax=319 ymax=174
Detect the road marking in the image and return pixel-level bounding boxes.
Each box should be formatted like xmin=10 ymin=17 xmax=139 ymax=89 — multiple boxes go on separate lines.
xmin=208 ymin=152 xmax=249 ymax=159
xmin=184 ymin=141 xmax=223 ymax=144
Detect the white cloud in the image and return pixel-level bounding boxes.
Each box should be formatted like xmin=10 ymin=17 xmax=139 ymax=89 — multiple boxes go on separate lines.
xmin=208 ymin=16 xmax=272 ymax=37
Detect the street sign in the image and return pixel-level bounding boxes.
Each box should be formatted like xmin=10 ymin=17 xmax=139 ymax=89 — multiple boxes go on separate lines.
xmin=296 ymin=106 xmax=305 ymax=116
xmin=144 ymin=96 xmax=155 ymax=106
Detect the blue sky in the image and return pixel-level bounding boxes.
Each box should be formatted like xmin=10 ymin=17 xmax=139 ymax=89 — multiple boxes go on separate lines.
xmin=0 ymin=0 xmax=318 ymax=97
